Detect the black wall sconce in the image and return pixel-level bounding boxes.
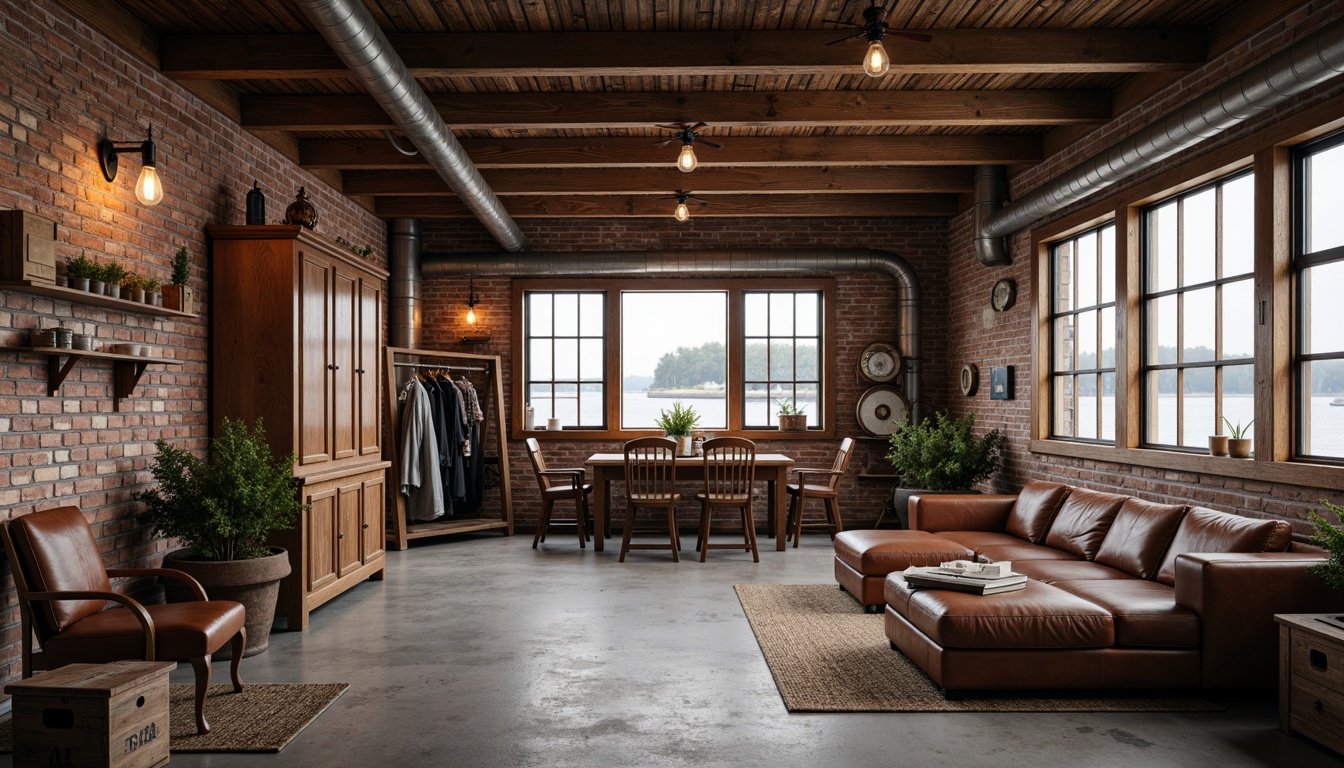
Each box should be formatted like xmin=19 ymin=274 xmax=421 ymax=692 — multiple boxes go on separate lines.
xmin=98 ymin=126 xmax=164 ymax=206
xmin=463 ymin=275 xmax=490 ymax=344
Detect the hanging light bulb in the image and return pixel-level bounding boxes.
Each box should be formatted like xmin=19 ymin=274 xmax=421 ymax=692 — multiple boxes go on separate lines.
xmin=98 ymin=126 xmax=165 ymax=206
xmin=674 ymin=200 xmax=691 ymax=222
xmin=135 ymin=164 xmax=164 ymax=206
xmin=677 ymin=142 xmax=698 ymax=173
xmin=863 ymin=40 xmax=890 ymax=77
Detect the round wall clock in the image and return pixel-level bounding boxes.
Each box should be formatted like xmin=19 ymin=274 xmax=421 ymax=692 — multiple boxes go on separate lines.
xmin=959 ymin=363 xmax=979 ymax=397
xmin=855 ymin=386 xmax=911 ymax=436
xmin=990 ymin=278 xmax=1017 ymax=312
xmin=859 ymin=341 xmax=902 ymax=383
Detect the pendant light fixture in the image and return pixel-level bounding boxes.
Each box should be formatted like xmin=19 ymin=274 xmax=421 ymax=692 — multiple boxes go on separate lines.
xmin=864 ymin=39 xmax=891 ymax=77
xmin=465 ymin=275 xmax=479 ymax=325
xmin=656 ymin=122 xmax=722 ymax=173
xmin=823 ymin=5 xmax=932 ymax=78
xmin=670 ymin=191 xmax=702 ymax=222
xmin=98 ymin=126 xmax=165 ymax=205
xmin=677 ymin=142 xmax=698 ymax=173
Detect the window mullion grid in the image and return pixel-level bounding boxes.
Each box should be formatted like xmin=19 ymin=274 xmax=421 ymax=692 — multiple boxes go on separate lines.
xmin=1214 ymin=183 xmax=1225 ymax=435
xmin=1093 ymin=233 xmax=1104 ymax=438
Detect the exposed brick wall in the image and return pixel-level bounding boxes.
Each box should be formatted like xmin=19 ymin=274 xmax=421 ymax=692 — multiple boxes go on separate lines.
xmin=0 ymin=0 xmax=385 ymax=685
xmin=944 ymin=0 xmax=1344 ymax=533
xmin=418 ymin=217 xmax=950 ymax=533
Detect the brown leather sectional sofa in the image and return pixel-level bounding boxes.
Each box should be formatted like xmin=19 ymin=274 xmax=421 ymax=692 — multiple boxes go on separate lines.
xmin=836 ymin=481 xmax=1342 ymax=694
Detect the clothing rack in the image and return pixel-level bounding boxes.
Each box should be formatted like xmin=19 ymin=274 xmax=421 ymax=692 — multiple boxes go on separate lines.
xmin=384 ymin=346 xmax=513 ymax=550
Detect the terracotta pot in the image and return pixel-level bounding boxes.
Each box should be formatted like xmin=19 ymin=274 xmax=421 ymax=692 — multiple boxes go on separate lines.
xmin=1228 ymin=438 xmax=1252 ymax=459
xmin=1208 ymin=435 xmax=1229 ymax=457
xmin=162 ymin=547 xmax=292 ymax=658
xmin=778 ymin=414 xmax=808 ymax=431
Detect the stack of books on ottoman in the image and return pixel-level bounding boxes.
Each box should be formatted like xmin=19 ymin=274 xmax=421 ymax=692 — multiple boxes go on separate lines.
xmin=902 ymin=560 xmax=1027 ymax=595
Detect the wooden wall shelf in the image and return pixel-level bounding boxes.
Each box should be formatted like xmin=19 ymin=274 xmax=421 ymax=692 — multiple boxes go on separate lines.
xmin=1 ymin=346 xmax=182 ymax=411
xmin=0 ymin=280 xmax=196 ymax=318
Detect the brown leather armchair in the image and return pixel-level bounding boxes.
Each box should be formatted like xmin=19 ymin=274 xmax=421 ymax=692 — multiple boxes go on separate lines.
xmin=1 ymin=506 xmax=247 ymax=734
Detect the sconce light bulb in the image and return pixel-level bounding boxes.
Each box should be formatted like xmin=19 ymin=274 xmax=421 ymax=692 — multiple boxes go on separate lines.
xmin=674 ymin=202 xmax=691 ymax=222
xmin=135 ymin=165 xmax=164 ymax=206
xmin=466 ymin=307 xmax=477 ymax=325
xmin=676 ymin=143 xmax=698 ymax=173
xmin=863 ymin=40 xmax=890 ymax=77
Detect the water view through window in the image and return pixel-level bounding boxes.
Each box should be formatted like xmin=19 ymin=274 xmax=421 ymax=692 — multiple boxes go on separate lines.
xmin=621 ymin=291 xmax=728 ymax=429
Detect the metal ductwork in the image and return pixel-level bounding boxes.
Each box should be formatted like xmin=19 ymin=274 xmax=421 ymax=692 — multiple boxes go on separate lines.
xmin=980 ymin=14 xmax=1344 ymax=242
xmin=972 ymin=165 xmax=1010 ymax=266
xmin=388 ymin=218 xmax=421 ymax=348
xmin=293 ymin=0 xmax=527 ymax=252
xmin=421 ymin=249 xmax=924 ymax=422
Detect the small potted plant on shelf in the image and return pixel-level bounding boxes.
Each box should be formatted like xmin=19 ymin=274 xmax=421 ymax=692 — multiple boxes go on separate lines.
xmin=143 ymin=276 xmax=162 ymax=306
xmin=100 ymin=259 xmax=126 ymax=299
xmin=1224 ymin=417 xmax=1253 ymax=459
xmin=121 ymin=272 xmax=145 ymax=303
xmin=885 ymin=411 xmax=1004 ymax=528
xmin=655 ymin=401 xmax=700 ymax=457
xmin=1309 ymin=501 xmax=1344 ymax=590
xmin=163 ymin=247 xmax=194 ymax=313
xmin=136 ymin=417 xmax=304 ymax=657
xmin=776 ymin=399 xmax=808 ymax=431
xmin=64 ymin=253 xmax=98 ymax=292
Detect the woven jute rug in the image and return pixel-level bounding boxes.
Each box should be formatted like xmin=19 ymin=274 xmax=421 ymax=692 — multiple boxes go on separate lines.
xmin=0 ymin=682 xmax=348 ymax=753
xmin=735 ymin=583 xmax=1220 ymax=713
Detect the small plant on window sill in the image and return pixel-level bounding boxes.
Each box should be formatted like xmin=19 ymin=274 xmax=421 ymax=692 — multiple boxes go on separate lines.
xmin=1309 ymin=501 xmax=1344 ymax=590
xmin=775 ymin=400 xmax=806 ymax=416
xmin=654 ymin=401 xmax=700 ymax=437
xmin=1222 ymin=417 xmax=1253 ymax=440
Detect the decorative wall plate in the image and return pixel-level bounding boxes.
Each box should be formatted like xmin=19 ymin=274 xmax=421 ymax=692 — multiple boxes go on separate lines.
xmin=859 ymin=341 xmax=901 ymax=383
xmin=990 ymin=278 xmax=1017 ymax=312
xmin=959 ymin=363 xmax=979 ymax=397
xmin=855 ymin=386 xmax=911 ymax=436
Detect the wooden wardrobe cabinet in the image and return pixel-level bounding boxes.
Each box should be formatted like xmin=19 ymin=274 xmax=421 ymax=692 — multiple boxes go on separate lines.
xmin=208 ymin=225 xmax=390 ymax=631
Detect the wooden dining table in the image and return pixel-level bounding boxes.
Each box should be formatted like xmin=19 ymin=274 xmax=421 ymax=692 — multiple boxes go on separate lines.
xmin=584 ymin=452 xmax=796 ymax=552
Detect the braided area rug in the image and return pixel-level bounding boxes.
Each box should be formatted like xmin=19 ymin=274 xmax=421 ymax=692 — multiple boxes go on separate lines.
xmin=735 ymin=583 xmax=1219 ymax=713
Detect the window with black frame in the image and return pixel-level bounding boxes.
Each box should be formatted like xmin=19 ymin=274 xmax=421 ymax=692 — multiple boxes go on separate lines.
xmin=523 ymin=291 xmax=606 ymax=430
xmin=742 ymin=291 xmax=822 ymax=429
xmin=1049 ymin=223 xmax=1117 ymax=442
xmin=1295 ymin=132 xmax=1344 ymax=462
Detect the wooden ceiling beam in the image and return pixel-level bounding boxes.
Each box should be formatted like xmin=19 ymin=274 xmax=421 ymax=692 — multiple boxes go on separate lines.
xmin=161 ymin=28 xmax=1205 ymax=79
xmin=373 ymin=194 xmax=960 ymax=218
xmin=243 ymin=90 xmax=1110 ymax=131
xmin=343 ymin=167 xmax=974 ymax=196
xmin=300 ymin=134 xmax=1044 ymax=169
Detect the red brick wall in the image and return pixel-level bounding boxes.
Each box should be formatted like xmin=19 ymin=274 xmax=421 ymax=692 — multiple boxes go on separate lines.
xmin=944 ymin=0 xmax=1344 ymax=532
xmin=0 ymin=0 xmax=385 ymax=684
xmin=418 ymin=217 xmax=950 ymax=532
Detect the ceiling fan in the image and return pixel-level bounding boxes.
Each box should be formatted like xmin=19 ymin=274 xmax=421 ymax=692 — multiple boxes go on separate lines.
xmin=663 ymin=190 xmax=707 ymax=222
xmin=824 ymin=4 xmax=933 ymax=77
xmin=655 ymin=122 xmax=722 ymax=173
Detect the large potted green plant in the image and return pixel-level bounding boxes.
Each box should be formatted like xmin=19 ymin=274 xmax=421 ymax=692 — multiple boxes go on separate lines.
xmin=137 ymin=417 xmax=303 ymax=657
xmin=885 ymin=411 xmax=1004 ymax=529
xmin=1309 ymin=501 xmax=1344 ymax=589
xmin=655 ymin=401 xmax=700 ymax=456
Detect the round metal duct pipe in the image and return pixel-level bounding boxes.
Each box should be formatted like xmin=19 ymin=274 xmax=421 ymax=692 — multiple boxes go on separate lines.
xmin=293 ymin=0 xmax=527 ymax=252
xmin=981 ymin=13 xmax=1344 ymax=241
xmin=972 ymin=165 xmax=1010 ymax=266
xmin=388 ymin=218 xmax=421 ymax=349
xmin=421 ymin=249 xmax=924 ymax=422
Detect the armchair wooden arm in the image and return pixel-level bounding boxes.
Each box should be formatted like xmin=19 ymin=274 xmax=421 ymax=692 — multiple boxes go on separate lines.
xmin=108 ymin=567 xmax=209 ymax=601
xmin=792 ymin=468 xmax=843 ymax=485
xmin=539 ymin=467 xmax=588 ymax=481
xmin=24 ymin=589 xmax=157 ymax=662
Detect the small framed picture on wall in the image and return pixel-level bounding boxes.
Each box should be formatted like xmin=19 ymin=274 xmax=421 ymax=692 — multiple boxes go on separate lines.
xmin=990 ymin=366 xmax=1014 ymax=400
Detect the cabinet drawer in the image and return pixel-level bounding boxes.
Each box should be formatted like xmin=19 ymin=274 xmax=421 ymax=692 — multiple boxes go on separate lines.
xmin=1291 ymin=627 xmax=1344 ymax=695
xmin=1290 ymin=674 xmax=1344 ymax=755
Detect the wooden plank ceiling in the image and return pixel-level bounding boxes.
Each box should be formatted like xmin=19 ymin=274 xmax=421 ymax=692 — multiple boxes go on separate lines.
xmin=71 ymin=0 xmax=1253 ymax=221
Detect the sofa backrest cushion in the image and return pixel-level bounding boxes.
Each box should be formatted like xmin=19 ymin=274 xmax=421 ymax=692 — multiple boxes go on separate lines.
xmin=1042 ymin=488 xmax=1128 ymax=560
xmin=1095 ymin=498 xmax=1188 ymax=579
xmin=1004 ymin=481 xmax=1071 ymax=544
xmin=1154 ymin=507 xmax=1295 ymax=585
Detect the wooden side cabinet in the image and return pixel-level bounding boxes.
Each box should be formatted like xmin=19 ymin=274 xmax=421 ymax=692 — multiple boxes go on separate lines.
xmin=1277 ymin=614 xmax=1344 ymax=756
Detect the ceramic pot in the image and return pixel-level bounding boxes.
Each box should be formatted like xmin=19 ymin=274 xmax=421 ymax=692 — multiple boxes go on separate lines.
xmin=674 ymin=435 xmax=694 ymax=456
xmin=89 ymin=280 xmax=105 ymax=295
xmin=1228 ymin=438 xmax=1252 ymax=459
xmin=1208 ymin=435 xmax=1229 ymax=457
xmin=778 ymin=414 xmax=808 ymax=431
xmin=70 ymin=277 xmax=90 ymax=291
xmin=105 ymin=283 xmax=121 ymax=299
xmin=162 ymin=547 xmax=292 ymax=658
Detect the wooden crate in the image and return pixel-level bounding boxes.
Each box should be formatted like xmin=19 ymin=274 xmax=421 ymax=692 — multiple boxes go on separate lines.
xmin=0 ymin=211 xmax=57 ymax=284
xmin=5 ymin=661 xmax=175 ymax=768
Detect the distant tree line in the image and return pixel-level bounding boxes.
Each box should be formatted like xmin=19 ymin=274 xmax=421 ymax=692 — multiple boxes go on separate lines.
xmin=649 ymin=341 xmax=818 ymax=389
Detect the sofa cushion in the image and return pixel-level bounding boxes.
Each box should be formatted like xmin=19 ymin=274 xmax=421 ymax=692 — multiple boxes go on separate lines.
xmin=1014 ymin=560 xmax=1134 ymax=583
xmin=833 ymin=530 xmax=974 ymax=577
xmin=936 ymin=531 xmax=1025 ymax=553
xmin=1043 ymin=488 xmax=1127 ymax=560
xmin=1155 ymin=507 xmax=1295 ymax=586
xmin=1051 ymin=579 xmax=1200 ymax=648
xmin=1004 ymin=481 xmax=1071 ymax=544
xmin=885 ymin=574 xmax=1114 ymax=649
xmin=1094 ymin=498 xmax=1188 ymax=580
xmin=975 ymin=540 xmax=1077 ymax=563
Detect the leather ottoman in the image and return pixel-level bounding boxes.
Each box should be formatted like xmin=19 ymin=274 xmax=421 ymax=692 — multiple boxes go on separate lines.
xmin=833 ymin=530 xmax=975 ymax=612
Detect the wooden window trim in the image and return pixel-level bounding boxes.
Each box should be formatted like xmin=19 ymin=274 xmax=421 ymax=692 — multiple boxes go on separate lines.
xmin=511 ymin=277 xmax=836 ymax=441
xmin=1047 ymin=223 xmax=1117 ymax=443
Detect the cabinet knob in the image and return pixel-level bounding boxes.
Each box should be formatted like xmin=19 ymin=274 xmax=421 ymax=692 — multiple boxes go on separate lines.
xmin=363 ymin=523 xmax=370 ymax=529
xmin=327 ymin=364 xmax=335 ymax=370
xmin=333 ymin=364 xmax=340 ymax=370
xmin=356 ymin=368 xmax=365 ymax=374
xmin=338 ymin=533 xmax=345 ymax=539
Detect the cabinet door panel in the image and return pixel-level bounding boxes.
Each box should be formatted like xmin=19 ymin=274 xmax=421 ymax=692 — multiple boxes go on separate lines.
xmin=298 ymin=253 xmax=332 ymax=466
xmin=357 ymin=280 xmax=382 ymax=457
xmin=306 ymin=487 xmax=337 ymax=591
xmin=362 ymin=473 xmax=386 ymax=563
xmin=337 ymin=480 xmax=362 ymax=577
xmin=331 ymin=267 xmax=359 ymax=461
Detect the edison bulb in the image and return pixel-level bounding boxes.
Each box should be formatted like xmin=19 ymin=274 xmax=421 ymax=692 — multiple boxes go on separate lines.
xmin=674 ymin=201 xmax=690 ymax=222
xmin=863 ymin=40 xmax=890 ymax=77
xmin=135 ymin=165 xmax=164 ymax=206
xmin=466 ymin=307 xmax=477 ymax=325
xmin=676 ymin=143 xmax=698 ymax=173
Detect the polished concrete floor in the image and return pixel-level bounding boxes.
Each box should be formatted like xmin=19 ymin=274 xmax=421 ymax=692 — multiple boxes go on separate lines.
xmin=9 ymin=532 xmax=1342 ymax=767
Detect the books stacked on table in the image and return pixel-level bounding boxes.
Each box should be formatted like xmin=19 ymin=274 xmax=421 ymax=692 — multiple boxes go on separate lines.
xmin=902 ymin=560 xmax=1027 ymax=595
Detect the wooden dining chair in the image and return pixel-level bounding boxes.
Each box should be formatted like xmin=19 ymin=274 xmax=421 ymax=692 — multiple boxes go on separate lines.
xmin=695 ymin=437 xmax=759 ymax=562
xmin=619 ymin=437 xmax=682 ymax=562
xmin=0 ymin=506 xmax=247 ymax=735
xmin=526 ymin=438 xmax=594 ymax=549
xmin=786 ymin=437 xmax=856 ymax=547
